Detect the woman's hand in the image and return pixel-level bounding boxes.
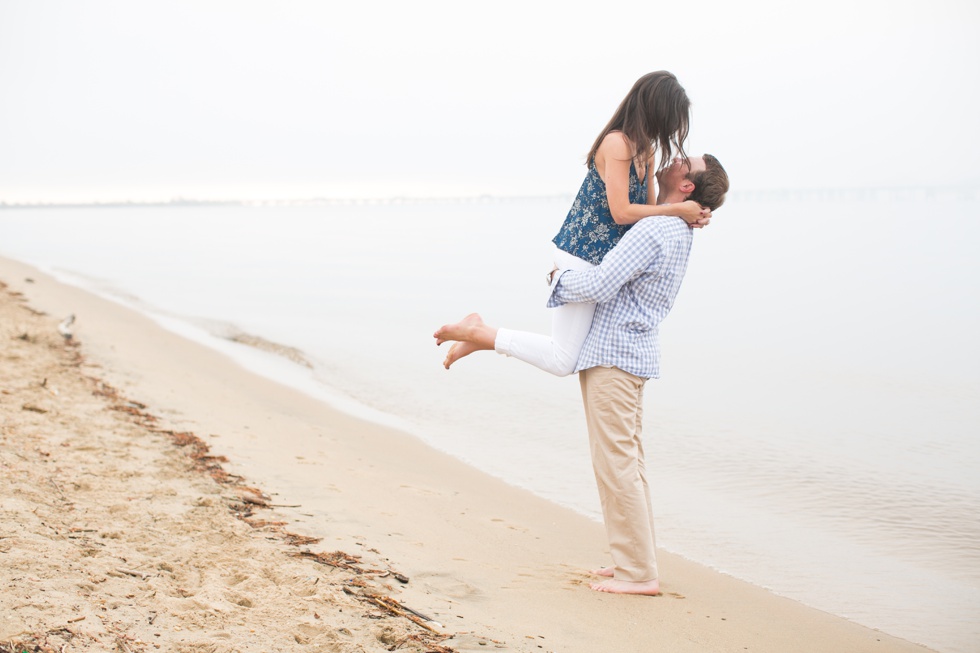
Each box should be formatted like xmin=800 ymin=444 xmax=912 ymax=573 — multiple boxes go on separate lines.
xmin=673 ymin=200 xmax=711 ymax=229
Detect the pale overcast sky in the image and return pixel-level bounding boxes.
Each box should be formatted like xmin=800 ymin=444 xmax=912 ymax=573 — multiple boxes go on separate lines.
xmin=1 ymin=0 xmax=978 ymax=202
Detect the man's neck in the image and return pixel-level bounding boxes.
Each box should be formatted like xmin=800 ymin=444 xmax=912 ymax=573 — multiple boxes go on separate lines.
xmin=657 ymin=190 xmax=688 ymax=205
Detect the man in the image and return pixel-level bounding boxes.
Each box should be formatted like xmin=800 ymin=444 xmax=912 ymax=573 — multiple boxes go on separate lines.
xmin=435 ymin=154 xmax=729 ymax=595
xmin=547 ymin=153 xmax=728 ymax=595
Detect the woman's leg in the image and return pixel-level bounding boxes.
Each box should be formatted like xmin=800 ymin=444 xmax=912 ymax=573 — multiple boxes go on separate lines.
xmin=494 ymin=302 xmax=595 ymax=376
xmin=434 ymin=248 xmax=595 ymax=375
xmin=494 ymin=248 xmax=595 ymax=376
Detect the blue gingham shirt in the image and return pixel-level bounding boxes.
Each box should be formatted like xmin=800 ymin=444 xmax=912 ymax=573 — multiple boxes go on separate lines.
xmin=547 ymin=216 xmax=694 ymax=379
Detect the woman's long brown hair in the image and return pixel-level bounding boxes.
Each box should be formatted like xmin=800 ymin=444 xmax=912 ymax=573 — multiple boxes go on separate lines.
xmin=586 ymin=71 xmax=691 ymax=175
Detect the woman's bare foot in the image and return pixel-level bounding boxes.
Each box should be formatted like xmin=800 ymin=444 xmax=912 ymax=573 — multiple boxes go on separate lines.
xmin=589 ymin=578 xmax=661 ymax=596
xmin=442 ymin=341 xmax=480 ymax=369
xmin=433 ymin=313 xmax=498 ymax=368
xmin=590 ymin=566 xmax=615 ymax=577
xmin=434 ymin=313 xmax=484 ymax=345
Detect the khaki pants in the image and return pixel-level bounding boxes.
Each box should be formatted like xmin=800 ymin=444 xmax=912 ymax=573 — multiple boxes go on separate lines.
xmin=579 ymin=366 xmax=658 ymax=582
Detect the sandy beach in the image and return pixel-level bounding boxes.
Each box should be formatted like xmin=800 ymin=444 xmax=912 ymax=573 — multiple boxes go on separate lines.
xmin=0 ymin=256 xmax=939 ymax=653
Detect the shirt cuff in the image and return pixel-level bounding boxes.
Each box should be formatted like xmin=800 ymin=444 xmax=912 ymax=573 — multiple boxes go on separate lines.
xmin=546 ymin=269 xmax=570 ymax=307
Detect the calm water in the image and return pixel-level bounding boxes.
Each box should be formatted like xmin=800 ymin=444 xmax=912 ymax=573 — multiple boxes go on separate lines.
xmin=2 ymin=193 xmax=978 ymax=653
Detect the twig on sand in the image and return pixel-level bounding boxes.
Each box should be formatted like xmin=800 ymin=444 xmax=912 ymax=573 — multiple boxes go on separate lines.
xmin=344 ymin=590 xmax=441 ymax=633
xmin=114 ymin=567 xmax=151 ymax=581
xmin=381 ymin=597 xmax=437 ymax=625
xmin=370 ymin=596 xmax=440 ymax=633
xmin=48 ymin=476 xmax=68 ymax=502
xmin=378 ymin=569 xmax=410 ymax=583
xmin=291 ymin=549 xmax=373 ymax=573
xmin=283 ymin=532 xmax=322 ymax=547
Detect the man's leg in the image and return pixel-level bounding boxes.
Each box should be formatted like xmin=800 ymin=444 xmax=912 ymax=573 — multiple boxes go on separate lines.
xmin=579 ymin=366 xmax=660 ymax=595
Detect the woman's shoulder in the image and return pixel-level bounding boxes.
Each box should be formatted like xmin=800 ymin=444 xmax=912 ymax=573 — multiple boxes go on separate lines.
xmin=598 ymin=130 xmax=631 ymax=155
xmin=594 ymin=131 xmax=636 ymax=174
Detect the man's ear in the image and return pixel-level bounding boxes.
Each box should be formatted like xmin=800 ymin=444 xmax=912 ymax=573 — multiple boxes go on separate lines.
xmin=679 ymin=179 xmax=695 ymax=194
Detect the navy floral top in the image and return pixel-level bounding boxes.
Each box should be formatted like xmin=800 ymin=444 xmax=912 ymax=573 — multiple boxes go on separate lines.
xmin=552 ymin=162 xmax=647 ymax=265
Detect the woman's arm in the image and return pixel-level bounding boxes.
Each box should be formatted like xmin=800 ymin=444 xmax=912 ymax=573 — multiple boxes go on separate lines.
xmin=595 ymin=132 xmax=709 ymax=227
xmin=549 ymin=220 xmax=666 ymax=306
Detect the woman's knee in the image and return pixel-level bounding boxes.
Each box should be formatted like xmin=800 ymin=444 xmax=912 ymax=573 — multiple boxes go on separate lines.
xmin=550 ymin=351 xmax=578 ymax=377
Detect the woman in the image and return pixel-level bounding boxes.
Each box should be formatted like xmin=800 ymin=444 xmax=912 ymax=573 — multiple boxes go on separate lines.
xmin=435 ymin=71 xmax=710 ymax=373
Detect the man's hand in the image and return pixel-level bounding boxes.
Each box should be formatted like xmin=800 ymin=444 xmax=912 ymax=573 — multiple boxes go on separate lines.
xmin=546 ymin=265 xmax=560 ymax=286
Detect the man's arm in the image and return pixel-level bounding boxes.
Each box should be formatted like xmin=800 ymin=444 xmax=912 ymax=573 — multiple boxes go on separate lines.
xmin=548 ymin=220 xmax=666 ymax=307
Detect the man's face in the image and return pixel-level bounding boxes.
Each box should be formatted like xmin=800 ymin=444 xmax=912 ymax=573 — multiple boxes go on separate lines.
xmin=657 ymin=156 xmax=706 ymax=193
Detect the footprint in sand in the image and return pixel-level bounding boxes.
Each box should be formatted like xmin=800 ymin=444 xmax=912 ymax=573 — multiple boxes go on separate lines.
xmin=503 ymin=562 xmax=574 ymax=589
xmin=223 ymin=590 xmax=254 ymax=608
xmin=398 ymin=484 xmax=440 ymax=497
xmin=490 ymin=517 xmax=529 ymax=534
xmin=292 ymin=623 xmax=340 ymax=647
xmin=222 ymin=572 xmax=249 ymax=587
xmin=413 ymin=572 xmax=483 ymax=600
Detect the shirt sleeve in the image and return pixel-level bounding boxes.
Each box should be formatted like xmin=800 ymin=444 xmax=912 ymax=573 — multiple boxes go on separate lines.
xmin=547 ymin=220 xmax=666 ymax=307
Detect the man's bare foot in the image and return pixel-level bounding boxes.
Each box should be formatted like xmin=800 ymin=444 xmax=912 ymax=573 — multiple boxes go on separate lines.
xmin=442 ymin=341 xmax=480 ymax=369
xmin=589 ymin=578 xmax=661 ymax=596
xmin=590 ymin=566 xmax=614 ymax=577
xmin=433 ymin=313 xmax=484 ymax=346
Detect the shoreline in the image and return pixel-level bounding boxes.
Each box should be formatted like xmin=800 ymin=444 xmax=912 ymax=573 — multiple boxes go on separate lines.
xmin=0 ymin=255 xmax=939 ymax=653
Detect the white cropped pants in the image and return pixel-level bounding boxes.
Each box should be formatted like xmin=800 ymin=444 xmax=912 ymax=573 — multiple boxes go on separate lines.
xmin=494 ymin=247 xmax=596 ymax=377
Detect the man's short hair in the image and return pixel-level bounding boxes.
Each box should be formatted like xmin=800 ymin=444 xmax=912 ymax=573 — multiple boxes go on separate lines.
xmin=687 ymin=154 xmax=729 ymax=210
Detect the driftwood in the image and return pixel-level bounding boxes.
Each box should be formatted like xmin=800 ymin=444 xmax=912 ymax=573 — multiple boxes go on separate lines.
xmin=283 ymin=532 xmax=322 ymax=547
xmin=291 ymin=549 xmax=369 ymax=573
xmin=341 ymin=588 xmax=441 ymax=633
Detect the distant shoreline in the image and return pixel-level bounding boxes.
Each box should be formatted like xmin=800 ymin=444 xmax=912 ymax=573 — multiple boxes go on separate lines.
xmin=1 ymin=184 xmax=977 ymax=209
xmin=0 ymin=195 xmax=574 ymax=209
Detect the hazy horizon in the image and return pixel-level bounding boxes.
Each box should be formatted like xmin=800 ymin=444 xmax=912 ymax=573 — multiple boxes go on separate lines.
xmin=2 ymin=0 xmax=979 ymax=203
xmin=2 ymin=182 xmax=978 ymax=208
